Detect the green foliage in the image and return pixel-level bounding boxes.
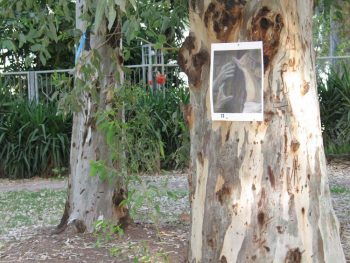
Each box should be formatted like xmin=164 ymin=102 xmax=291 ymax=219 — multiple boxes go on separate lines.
xmin=0 ymin=0 xmax=76 ymax=70
xmin=313 ymin=0 xmax=350 ymax=56
xmin=89 ymin=85 xmax=189 ymax=229
xmin=126 ymin=0 xmax=188 ymax=46
xmin=318 ymin=64 xmax=350 ymax=154
xmin=330 ymin=186 xmax=350 ymax=194
xmin=130 ymin=242 xmax=170 ymax=263
xmin=144 ymin=86 xmax=190 ymax=170
xmin=108 ymin=241 xmax=170 ymax=262
xmin=94 ymin=85 xmax=189 ymax=174
xmin=0 ymin=86 xmax=72 ymax=178
xmin=93 ymin=219 xmax=124 ymax=247
xmin=123 ymin=0 xmax=188 ymax=65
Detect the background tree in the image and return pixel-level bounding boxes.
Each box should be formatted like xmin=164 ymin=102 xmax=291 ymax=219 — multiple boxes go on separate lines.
xmin=313 ymin=0 xmax=350 ymax=57
xmin=179 ymin=1 xmax=345 ymax=262
xmin=0 ymin=0 xmax=75 ymax=71
xmin=56 ymin=0 xmax=133 ymax=233
xmin=122 ymin=0 xmax=188 ymax=65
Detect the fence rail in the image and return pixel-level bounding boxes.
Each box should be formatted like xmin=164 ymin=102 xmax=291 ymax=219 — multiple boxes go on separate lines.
xmin=1 ymin=56 xmax=349 ymax=103
xmin=0 ymin=63 xmax=185 ymax=103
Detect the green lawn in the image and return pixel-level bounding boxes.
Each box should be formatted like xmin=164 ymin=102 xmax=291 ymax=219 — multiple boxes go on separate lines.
xmin=0 ymin=189 xmax=66 ymax=235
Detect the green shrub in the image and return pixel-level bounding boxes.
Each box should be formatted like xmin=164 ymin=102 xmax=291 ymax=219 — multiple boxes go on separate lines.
xmin=96 ymin=85 xmax=190 ymax=174
xmin=0 ymin=89 xmax=72 ymax=178
xmin=142 ymin=86 xmax=190 ymax=170
xmin=318 ymin=64 xmax=350 ymax=154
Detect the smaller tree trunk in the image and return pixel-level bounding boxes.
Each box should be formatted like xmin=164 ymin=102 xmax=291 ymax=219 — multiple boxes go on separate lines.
xmin=56 ymin=1 xmax=128 ymax=233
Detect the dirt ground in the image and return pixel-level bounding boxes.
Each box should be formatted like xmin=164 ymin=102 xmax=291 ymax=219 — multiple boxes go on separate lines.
xmin=0 ymin=224 xmax=188 ymax=263
xmin=0 ymin=161 xmax=350 ymax=263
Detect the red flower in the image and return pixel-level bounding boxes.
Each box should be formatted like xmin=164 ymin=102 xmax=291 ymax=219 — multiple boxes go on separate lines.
xmin=156 ymin=73 xmax=166 ymax=85
xmin=148 ymin=80 xmax=153 ymax=86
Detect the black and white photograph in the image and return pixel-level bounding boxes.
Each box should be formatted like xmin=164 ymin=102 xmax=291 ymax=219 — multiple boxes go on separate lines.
xmin=210 ymin=42 xmax=264 ymax=121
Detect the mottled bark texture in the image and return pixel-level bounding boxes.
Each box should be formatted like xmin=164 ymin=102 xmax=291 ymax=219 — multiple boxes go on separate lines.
xmin=179 ymin=0 xmax=345 ymax=262
xmin=56 ymin=0 xmax=128 ymax=233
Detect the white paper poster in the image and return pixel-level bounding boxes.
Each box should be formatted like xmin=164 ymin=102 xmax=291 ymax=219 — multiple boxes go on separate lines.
xmin=210 ymin=41 xmax=264 ymax=121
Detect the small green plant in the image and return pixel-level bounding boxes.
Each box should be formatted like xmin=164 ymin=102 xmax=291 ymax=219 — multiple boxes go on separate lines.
xmin=330 ymin=186 xmax=350 ymax=194
xmin=130 ymin=241 xmax=170 ymax=263
xmin=93 ymin=219 xmax=124 ymax=247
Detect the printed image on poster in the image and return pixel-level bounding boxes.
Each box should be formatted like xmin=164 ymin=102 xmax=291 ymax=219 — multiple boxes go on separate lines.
xmin=210 ymin=41 xmax=264 ymax=121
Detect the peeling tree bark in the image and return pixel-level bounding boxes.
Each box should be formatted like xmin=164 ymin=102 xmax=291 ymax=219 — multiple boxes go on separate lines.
xmin=179 ymin=1 xmax=345 ymax=262
xmin=56 ymin=0 xmax=128 ymax=233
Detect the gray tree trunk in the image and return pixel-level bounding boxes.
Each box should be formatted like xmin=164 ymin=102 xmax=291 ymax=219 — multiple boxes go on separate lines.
xmin=57 ymin=0 xmax=128 ymax=233
xmin=179 ymin=0 xmax=345 ymax=262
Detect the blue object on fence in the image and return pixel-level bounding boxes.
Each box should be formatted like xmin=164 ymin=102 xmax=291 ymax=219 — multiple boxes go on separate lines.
xmin=75 ymin=31 xmax=87 ymax=64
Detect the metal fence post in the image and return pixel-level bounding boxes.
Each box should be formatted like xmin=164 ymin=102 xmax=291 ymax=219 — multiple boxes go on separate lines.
xmin=28 ymin=71 xmax=36 ymax=103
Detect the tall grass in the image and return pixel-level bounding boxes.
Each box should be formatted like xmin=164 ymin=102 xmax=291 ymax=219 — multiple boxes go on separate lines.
xmin=0 ymin=86 xmax=72 ymax=178
xmin=318 ymin=64 xmax=350 ymax=154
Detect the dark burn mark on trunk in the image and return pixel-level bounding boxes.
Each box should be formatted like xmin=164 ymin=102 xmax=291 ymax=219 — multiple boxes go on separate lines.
xmin=112 ymin=188 xmax=125 ymax=207
xmin=73 ymin=220 xmax=87 ymax=233
xmin=260 ymin=6 xmax=270 ymax=15
xmin=291 ymin=140 xmax=300 ymax=152
xmin=178 ymin=34 xmax=209 ymax=88
xmin=301 ymin=80 xmax=310 ymax=96
xmin=106 ymin=18 xmax=121 ymax=49
xmin=258 ymin=188 xmax=266 ymax=208
xmin=264 ymin=110 xmax=274 ymax=123
xmin=260 ymin=18 xmax=271 ymax=29
xmin=250 ymin=6 xmax=284 ymax=71
xmin=285 ymin=248 xmax=302 ymax=263
xmin=225 ymin=129 xmax=230 ymax=142
xmin=220 ymin=255 xmax=228 ymax=263
xmin=216 ymin=182 xmax=232 ymax=204
xmin=284 ymin=132 xmax=288 ymax=154
xmin=53 ymin=201 xmax=70 ymax=234
xmin=182 ymin=104 xmax=194 ymax=130
xmin=268 ymin=165 xmax=276 ymax=189
xmin=257 ymin=211 xmax=265 ymax=226
xmin=204 ymin=0 xmax=246 ymax=41
xmin=190 ymin=0 xmax=195 ymax=11
xmin=193 ymin=50 xmax=210 ymax=69
xmin=197 ymin=152 xmax=204 ymax=165
xmin=190 ymin=0 xmax=204 ymax=16
xmin=264 ymin=246 xmax=270 ymax=252
xmin=207 ymin=237 xmax=215 ymax=248
xmin=277 ymin=225 xmax=284 ymax=234
xmin=112 ymin=188 xmax=130 ymax=228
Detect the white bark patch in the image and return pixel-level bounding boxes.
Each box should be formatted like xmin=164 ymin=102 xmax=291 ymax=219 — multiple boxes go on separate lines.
xmin=190 ymin=158 xmax=209 ymax=262
xmin=215 ymin=175 xmax=225 ymax=193
xmin=220 ymin=128 xmax=265 ymax=261
xmin=85 ymin=126 xmax=92 ymax=145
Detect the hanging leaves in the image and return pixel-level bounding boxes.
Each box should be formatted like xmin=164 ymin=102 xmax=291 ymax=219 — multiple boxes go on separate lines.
xmin=94 ymin=0 xmax=138 ymax=33
xmin=93 ymin=0 xmax=107 ymax=33
xmin=0 ymin=0 xmax=75 ymax=70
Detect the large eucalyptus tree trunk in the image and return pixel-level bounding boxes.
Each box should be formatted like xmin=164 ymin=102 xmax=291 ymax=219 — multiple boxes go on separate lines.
xmin=179 ymin=1 xmax=345 ymax=262
xmin=57 ymin=1 xmax=128 ymax=233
